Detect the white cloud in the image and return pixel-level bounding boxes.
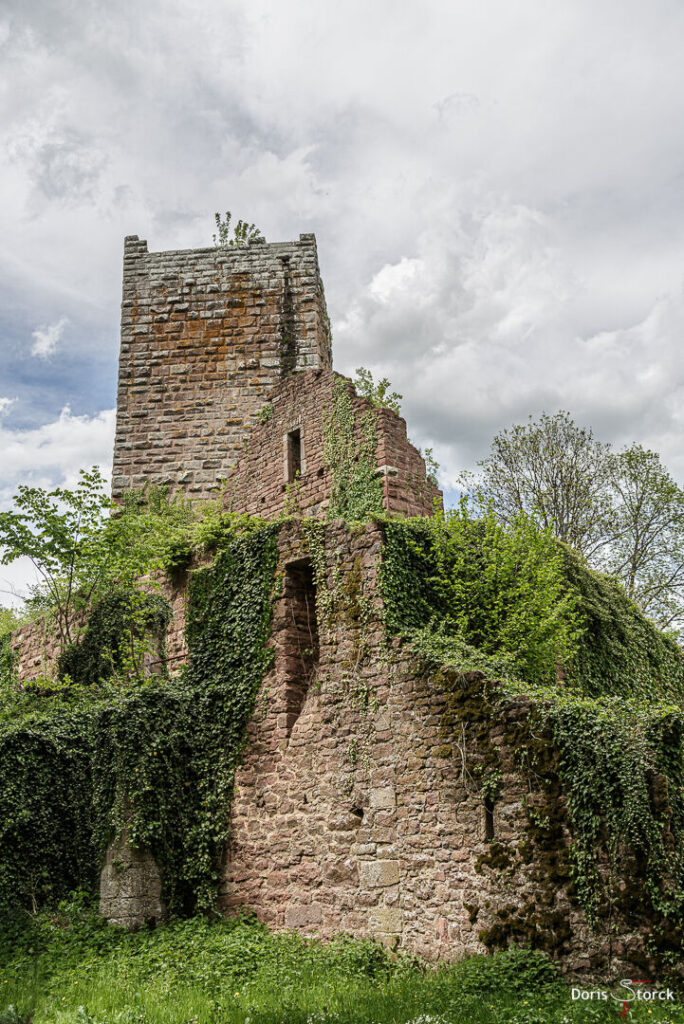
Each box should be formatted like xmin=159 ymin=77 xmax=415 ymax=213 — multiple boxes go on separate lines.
xmin=0 ymin=405 xmax=115 ymax=504
xmin=2 ymin=0 xmax=684 ymax=521
xmin=0 ymin=405 xmax=116 ymax=606
xmin=334 ymin=189 xmax=684 ymax=489
xmin=0 ymin=397 xmax=15 ymax=416
xmin=30 ymin=315 xmax=69 ymax=358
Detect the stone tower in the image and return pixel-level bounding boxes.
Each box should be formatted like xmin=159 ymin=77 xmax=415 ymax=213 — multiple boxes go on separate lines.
xmin=111 ymin=233 xmax=332 ymax=499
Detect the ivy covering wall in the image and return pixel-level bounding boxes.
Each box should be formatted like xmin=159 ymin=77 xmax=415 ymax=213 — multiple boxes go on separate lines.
xmin=380 ymin=508 xmax=684 ymax=968
xmin=323 ymin=377 xmax=383 ymax=522
xmin=0 ymin=524 xmax=279 ymax=916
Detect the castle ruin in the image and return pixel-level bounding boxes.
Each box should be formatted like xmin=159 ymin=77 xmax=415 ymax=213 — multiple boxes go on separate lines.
xmin=7 ymin=231 xmax=684 ymax=981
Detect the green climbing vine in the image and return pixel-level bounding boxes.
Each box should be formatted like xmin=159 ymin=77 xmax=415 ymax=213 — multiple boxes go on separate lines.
xmin=0 ymin=521 xmax=280 ymax=916
xmin=381 ymin=503 xmax=580 ymax=687
xmin=380 ymin=504 xmax=684 ymax=964
xmin=0 ymin=705 xmax=97 ymax=913
xmin=322 ymin=377 xmax=383 ymax=522
xmin=94 ymin=524 xmax=279 ymax=915
xmin=57 ymin=590 xmax=171 ymax=688
xmin=0 ymin=632 xmax=15 ymax=693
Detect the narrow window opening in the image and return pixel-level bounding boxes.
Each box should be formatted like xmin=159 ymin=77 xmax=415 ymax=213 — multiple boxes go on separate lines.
xmin=484 ymin=796 xmax=495 ymax=842
xmin=286 ymin=428 xmax=302 ymax=483
xmin=282 ymin=560 xmax=319 ymax=738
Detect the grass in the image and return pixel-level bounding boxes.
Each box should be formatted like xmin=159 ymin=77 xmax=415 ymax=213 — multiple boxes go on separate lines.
xmin=0 ymin=896 xmax=682 ymax=1024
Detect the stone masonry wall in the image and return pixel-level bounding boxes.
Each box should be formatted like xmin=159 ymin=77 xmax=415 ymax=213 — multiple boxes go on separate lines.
xmin=10 ymin=614 xmax=83 ymax=684
xmin=112 ymin=234 xmax=332 ymax=500
xmin=9 ymin=520 xmax=644 ymax=974
xmin=223 ymin=370 xmax=442 ymax=519
xmin=218 ymin=521 xmax=643 ymax=978
xmin=9 ymin=574 xmax=188 ymax=686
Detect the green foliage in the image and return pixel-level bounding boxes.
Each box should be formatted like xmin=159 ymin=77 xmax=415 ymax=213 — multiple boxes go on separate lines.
xmin=323 ymin=377 xmax=383 ymax=522
xmin=543 ymin=691 xmax=684 ymax=926
xmin=381 ymin=502 xmax=684 ymax=944
xmin=405 ymin=626 xmax=517 ymax=681
xmin=0 ymin=607 xmax=24 ymax=637
xmin=604 ymin=443 xmax=684 ymax=629
xmin=0 ymin=468 xmax=113 ymax=645
xmin=466 ymin=411 xmax=612 ymax=559
xmin=160 ymin=492 xmax=267 ymax=579
xmin=489 ymin=682 xmax=684 ymax=936
xmin=0 ymin=518 xmax=279 ymax=917
xmin=352 ymin=366 xmax=402 ymax=414
xmin=422 ymin=446 xmax=440 ymax=487
xmin=57 ymin=590 xmax=171 ymax=688
xmin=464 ymin=412 xmax=684 ymax=634
xmin=381 ymin=503 xmax=579 ymax=686
xmin=102 ymin=485 xmax=194 ymax=590
xmin=213 ymin=210 xmax=264 ymax=247
xmin=0 ymin=708 xmax=97 ymax=914
xmin=447 ymin=946 xmax=560 ymax=996
xmin=559 ymin=547 xmax=684 ymax=701
xmin=0 ymin=633 xmax=16 ymax=692
xmin=0 ymin=906 xmax=580 ymax=1024
xmin=0 ymin=473 xmax=193 ymax=649
xmin=94 ymin=525 xmax=279 ymax=915
xmin=382 ymin=501 xmax=684 ymax=700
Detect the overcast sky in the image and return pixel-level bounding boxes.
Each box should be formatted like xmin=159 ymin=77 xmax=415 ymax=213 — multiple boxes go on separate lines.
xmin=3 ymin=0 xmax=684 ymax=601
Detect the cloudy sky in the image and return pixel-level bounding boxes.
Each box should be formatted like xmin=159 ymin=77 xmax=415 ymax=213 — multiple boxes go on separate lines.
xmin=3 ymin=0 xmax=684 ymax=600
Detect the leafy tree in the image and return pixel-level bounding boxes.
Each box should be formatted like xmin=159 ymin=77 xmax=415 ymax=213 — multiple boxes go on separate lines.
xmin=0 ymin=468 xmax=113 ymax=646
xmin=467 ymin=411 xmax=613 ymax=559
xmin=0 ymin=470 xmax=193 ymax=648
xmin=604 ymin=444 xmax=684 ymax=629
xmin=420 ymin=447 xmax=440 ymax=487
xmin=465 ymin=411 xmax=684 ymax=633
xmin=353 ymin=367 xmax=403 ymax=415
xmin=213 ymin=211 xmax=263 ymax=247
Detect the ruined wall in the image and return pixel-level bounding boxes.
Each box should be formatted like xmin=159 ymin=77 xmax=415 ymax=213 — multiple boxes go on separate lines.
xmin=218 ymin=521 xmax=640 ymax=978
xmin=9 ymin=615 xmax=83 ymax=683
xmin=99 ymin=827 xmax=164 ymax=930
xmin=112 ymin=234 xmax=332 ymax=500
xmin=7 ymin=520 xmax=647 ymax=973
xmin=9 ymin=575 xmax=188 ymax=686
xmin=223 ymin=370 xmax=441 ymax=519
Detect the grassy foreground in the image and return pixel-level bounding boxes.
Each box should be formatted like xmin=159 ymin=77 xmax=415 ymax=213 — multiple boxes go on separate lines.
xmin=0 ymin=896 xmax=682 ymax=1024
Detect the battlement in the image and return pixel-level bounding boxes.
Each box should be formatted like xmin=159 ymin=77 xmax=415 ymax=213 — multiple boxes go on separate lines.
xmin=112 ymin=233 xmax=332 ymax=499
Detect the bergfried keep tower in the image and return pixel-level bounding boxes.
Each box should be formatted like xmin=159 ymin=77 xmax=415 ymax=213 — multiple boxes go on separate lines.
xmin=111 ymin=233 xmax=331 ymax=500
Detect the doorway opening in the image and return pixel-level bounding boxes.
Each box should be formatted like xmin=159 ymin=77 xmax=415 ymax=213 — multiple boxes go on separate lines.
xmin=281 ymin=560 xmax=319 ymax=737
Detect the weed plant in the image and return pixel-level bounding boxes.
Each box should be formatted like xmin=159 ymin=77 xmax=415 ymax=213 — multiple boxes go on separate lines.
xmin=1 ymin=898 xmax=682 ymax=1024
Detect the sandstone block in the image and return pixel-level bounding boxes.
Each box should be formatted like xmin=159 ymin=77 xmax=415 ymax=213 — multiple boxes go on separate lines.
xmin=359 ymin=859 xmax=400 ymax=887
xmin=370 ymin=786 xmax=396 ymax=810
xmin=369 ymin=906 xmax=403 ymax=933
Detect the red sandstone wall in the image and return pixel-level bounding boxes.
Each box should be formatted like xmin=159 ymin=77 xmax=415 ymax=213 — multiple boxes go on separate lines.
xmin=9 ymin=574 xmax=188 ymax=686
xmin=9 ymin=521 xmax=642 ymax=975
xmin=219 ymin=521 xmax=641 ymax=977
xmin=112 ymin=234 xmax=332 ymax=500
xmin=222 ymin=370 xmax=442 ymax=519
xmin=9 ymin=616 xmax=73 ymax=683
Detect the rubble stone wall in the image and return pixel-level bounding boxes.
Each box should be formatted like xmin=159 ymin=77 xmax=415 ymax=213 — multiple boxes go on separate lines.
xmin=223 ymin=370 xmax=441 ymax=519
xmin=219 ymin=521 xmax=639 ymax=977
xmin=9 ymin=521 xmax=641 ymax=975
xmin=10 ymin=615 xmax=79 ymax=684
xmin=112 ymin=234 xmax=332 ymax=500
